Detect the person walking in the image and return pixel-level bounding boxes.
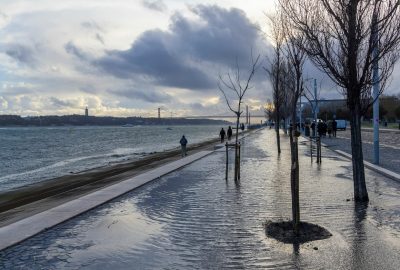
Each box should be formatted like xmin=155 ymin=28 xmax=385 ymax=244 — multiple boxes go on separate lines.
xmin=332 ymin=120 xmax=337 ymax=137
xmin=317 ymin=120 xmax=323 ymax=137
xmin=322 ymin=121 xmax=327 ymax=137
xmin=180 ymin=135 xmax=188 ymax=157
xmin=327 ymin=121 xmax=333 ymax=138
xmin=227 ymin=126 xmax=233 ymax=141
xmin=219 ymin=128 xmax=226 ymax=143
xmin=311 ymin=122 xmax=316 ymax=137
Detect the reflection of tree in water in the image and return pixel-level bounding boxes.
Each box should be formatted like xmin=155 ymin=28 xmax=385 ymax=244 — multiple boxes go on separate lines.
xmin=271 ymin=145 xmax=292 ymax=219
xmin=291 ymin=241 xmax=301 ymax=269
xmin=351 ymin=202 xmax=368 ymax=270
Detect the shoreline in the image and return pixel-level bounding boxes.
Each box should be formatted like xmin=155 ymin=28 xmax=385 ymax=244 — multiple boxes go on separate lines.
xmin=0 ymin=133 xmax=245 ymax=227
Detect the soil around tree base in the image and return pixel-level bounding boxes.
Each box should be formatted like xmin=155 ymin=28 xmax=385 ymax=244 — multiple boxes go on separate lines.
xmin=264 ymin=220 xmax=332 ymax=244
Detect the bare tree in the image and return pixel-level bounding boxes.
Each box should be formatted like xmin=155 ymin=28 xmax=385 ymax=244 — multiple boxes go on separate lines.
xmin=218 ymin=54 xmax=260 ymax=181
xmin=280 ymin=66 xmax=292 ymax=135
xmin=266 ymin=9 xmax=307 ymax=233
xmin=280 ymin=0 xmax=400 ymax=201
xmin=283 ymin=28 xmax=307 ymax=234
xmin=266 ymin=12 xmax=286 ymax=154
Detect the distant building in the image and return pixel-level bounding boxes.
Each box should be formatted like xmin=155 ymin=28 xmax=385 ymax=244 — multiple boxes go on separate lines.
xmin=85 ymin=107 xmax=89 ymax=117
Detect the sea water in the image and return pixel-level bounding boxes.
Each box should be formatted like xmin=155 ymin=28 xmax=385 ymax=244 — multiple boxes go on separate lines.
xmin=0 ymin=125 xmax=225 ymax=192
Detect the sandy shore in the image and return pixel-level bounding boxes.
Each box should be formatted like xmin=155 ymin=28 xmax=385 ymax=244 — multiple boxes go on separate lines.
xmin=0 ymin=136 xmax=227 ymax=227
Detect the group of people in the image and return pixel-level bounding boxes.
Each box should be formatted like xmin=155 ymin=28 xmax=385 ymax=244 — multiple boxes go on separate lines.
xmin=311 ymin=120 xmax=337 ymax=138
xmin=219 ymin=126 xmax=233 ymax=143
xmin=179 ymin=126 xmax=236 ymax=158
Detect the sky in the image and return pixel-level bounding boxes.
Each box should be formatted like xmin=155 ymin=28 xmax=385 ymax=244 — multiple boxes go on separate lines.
xmin=0 ymin=0 xmax=398 ymax=117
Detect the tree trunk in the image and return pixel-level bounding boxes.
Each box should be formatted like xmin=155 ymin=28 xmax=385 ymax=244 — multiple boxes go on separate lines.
xmin=275 ymin=110 xmax=281 ymax=154
xmin=346 ymin=1 xmax=368 ymax=202
xmin=349 ymin=103 xmax=369 ymax=201
xmin=234 ymin=111 xmax=240 ymax=182
xmin=289 ymin=112 xmax=300 ymax=234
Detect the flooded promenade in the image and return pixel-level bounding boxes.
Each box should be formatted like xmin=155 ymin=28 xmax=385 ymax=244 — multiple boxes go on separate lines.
xmin=1 ymin=129 xmax=399 ymax=269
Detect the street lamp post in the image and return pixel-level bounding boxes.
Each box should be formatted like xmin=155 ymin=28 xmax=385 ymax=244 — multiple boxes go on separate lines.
xmin=299 ymin=95 xmax=302 ymax=133
xmin=313 ymin=79 xmax=318 ymax=137
xmin=372 ymin=13 xmax=380 ymax=165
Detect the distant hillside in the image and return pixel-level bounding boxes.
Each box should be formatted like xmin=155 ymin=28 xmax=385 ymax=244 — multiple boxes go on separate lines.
xmin=0 ymin=115 xmax=230 ymax=126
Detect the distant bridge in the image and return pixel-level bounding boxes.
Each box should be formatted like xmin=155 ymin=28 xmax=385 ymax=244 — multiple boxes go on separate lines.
xmin=184 ymin=115 xmax=266 ymax=119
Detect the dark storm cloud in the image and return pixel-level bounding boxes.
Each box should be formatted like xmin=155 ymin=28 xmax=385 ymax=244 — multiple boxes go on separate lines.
xmin=142 ymin=0 xmax=167 ymax=12
xmin=3 ymin=43 xmax=37 ymax=67
xmin=173 ymin=5 xmax=263 ymax=65
xmin=111 ymin=88 xmax=172 ymax=103
xmin=94 ymin=5 xmax=268 ymax=90
xmin=95 ymin=29 xmax=214 ymax=89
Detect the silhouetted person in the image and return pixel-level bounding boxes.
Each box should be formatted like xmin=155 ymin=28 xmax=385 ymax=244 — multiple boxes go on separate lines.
xmin=322 ymin=121 xmax=327 ymax=137
xmin=241 ymin=123 xmax=245 ymax=131
xmin=227 ymin=126 xmax=233 ymax=140
xmin=180 ymin=135 xmax=187 ymax=157
xmin=332 ymin=120 xmax=337 ymax=137
xmin=327 ymin=121 xmax=333 ymax=138
xmin=317 ymin=120 xmax=323 ymax=137
xmin=219 ymin=128 xmax=226 ymax=143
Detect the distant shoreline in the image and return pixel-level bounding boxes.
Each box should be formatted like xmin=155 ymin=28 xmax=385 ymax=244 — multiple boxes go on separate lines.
xmin=0 ymin=114 xmax=232 ymax=127
xmin=0 ymin=123 xmax=231 ymax=128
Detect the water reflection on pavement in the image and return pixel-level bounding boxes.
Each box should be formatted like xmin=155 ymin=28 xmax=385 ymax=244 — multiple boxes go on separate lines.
xmin=1 ymin=129 xmax=399 ymax=269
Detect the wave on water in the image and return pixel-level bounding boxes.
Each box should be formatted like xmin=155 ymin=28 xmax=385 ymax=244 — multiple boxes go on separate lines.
xmin=0 ymin=150 xmax=153 ymax=186
xmin=0 ymin=155 xmax=103 ymax=183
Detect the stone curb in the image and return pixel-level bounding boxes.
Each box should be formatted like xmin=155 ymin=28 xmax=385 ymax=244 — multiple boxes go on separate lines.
xmin=333 ymin=149 xmax=400 ymax=183
xmin=0 ymin=150 xmax=214 ymax=251
xmin=361 ymin=127 xmax=400 ymax=134
xmin=301 ymin=135 xmax=400 ymax=183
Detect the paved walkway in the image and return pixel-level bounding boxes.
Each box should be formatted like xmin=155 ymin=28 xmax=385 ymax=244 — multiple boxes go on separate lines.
xmin=1 ymin=129 xmax=399 ymax=269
